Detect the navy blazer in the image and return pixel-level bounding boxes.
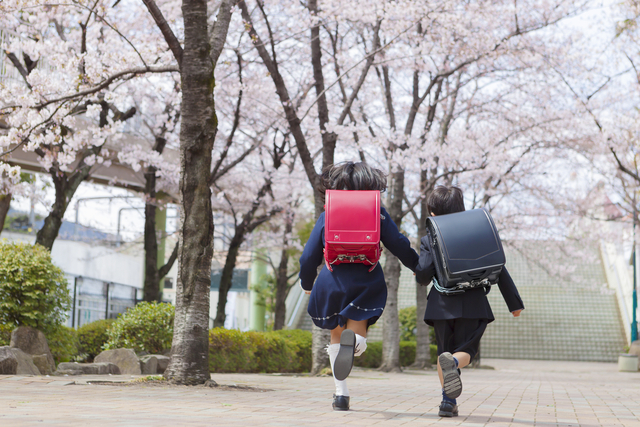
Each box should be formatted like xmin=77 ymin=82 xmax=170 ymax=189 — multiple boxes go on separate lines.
xmin=415 ymin=235 xmax=524 ymax=325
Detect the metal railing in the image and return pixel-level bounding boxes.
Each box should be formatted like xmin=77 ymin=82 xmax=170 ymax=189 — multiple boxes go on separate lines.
xmin=67 ymin=275 xmax=142 ymax=328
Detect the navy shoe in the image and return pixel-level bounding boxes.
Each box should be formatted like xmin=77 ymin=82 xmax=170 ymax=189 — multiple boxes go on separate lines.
xmin=438 ymin=400 xmax=459 ymax=417
xmin=332 ymin=394 xmax=350 ymax=411
xmin=439 ymin=352 xmax=462 ymax=399
xmin=333 ymin=329 xmax=355 ymax=381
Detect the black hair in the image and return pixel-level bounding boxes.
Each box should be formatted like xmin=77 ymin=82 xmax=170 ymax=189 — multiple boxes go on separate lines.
xmin=427 ymin=185 xmax=465 ymax=216
xmin=321 ymin=161 xmax=387 ymax=192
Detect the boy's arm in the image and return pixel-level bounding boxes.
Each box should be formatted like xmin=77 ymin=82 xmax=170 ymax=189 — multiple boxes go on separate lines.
xmin=298 ymin=214 xmax=325 ymax=291
xmin=496 ymin=267 xmax=524 ymax=314
xmin=415 ymin=235 xmax=436 ymax=285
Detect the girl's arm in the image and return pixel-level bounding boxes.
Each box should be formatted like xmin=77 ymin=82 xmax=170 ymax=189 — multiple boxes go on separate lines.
xmin=379 ymin=208 xmax=420 ymax=272
xmin=298 ymin=213 xmax=325 ymax=291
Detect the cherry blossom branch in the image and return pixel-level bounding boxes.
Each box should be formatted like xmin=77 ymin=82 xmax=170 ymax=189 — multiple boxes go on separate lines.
xmin=1 ymin=66 xmax=179 ymax=112
xmin=0 ymin=101 xmax=69 ymax=158
xmin=141 ymin=0 xmax=184 ymax=67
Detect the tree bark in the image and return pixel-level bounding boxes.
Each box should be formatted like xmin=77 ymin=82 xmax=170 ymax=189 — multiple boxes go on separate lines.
xmin=0 ymin=193 xmax=11 ymax=234
xmin=412 ymin=168 xmax=431 ymax=368
xmin=35 ymin=147 xmax=100 ymax=251
xmin=214 ymin=228 xmax=243 ymax=328
xmin=164 ymin=0 xmax=217 ymax=385
xmin=273 ymin=213 xmax=294 ymax=331
xmin=143 ymin=164 xmax=160 ymax=302
xmin=213 ymin=181 xmax=276 ymax=328
xmin=379 ymin=169 xmax=405 ymax=372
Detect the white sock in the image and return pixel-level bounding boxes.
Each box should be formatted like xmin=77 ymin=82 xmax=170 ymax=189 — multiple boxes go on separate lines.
xmin=354 ymin=334 xmax=367 ymax=357
xmin=327 ymin=343 xmax=349 ymax=396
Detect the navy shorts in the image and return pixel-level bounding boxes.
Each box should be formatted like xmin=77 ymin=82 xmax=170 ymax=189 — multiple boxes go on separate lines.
xmin=432 ymin=318 xmax=488 ymax=360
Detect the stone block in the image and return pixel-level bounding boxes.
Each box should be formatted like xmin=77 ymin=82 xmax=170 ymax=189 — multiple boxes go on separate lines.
xmin=154 ymin=355 xmax=170 ymax=374
xmin=57 ymin=362 xmax=121 ymax=375
xmin=10 ymin=326 xmax=56 ymax=374
xmin=0 ymin=347 xmax=18 ymax=374
xmin=140 ymin=355 xmax=158 ymax=375
xmin=95 ymin=348 xmax=141 ymax=375
xmin=9 ymin=348 xmax=40 ymax=375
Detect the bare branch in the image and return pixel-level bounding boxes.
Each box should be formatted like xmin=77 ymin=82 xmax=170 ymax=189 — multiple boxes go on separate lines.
xmin=611 ymin=146 xmax=640 ymax=184
xmin=3 ymin=51 xmax=32 ymax=89
xmin=141 ymin=0 xmax=184 ymax=67
xmin=337 ymin=20 xmax=381 ymax=126
xmin=210 ymin=0 xmax=233 ymax=68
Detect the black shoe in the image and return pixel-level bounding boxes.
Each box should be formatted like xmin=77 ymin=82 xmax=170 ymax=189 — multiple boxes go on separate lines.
xmin=438 ymin=400 xmax=458 ymax=417
xmin=334 ymin=329 xmax=355 ymax=381
xmin=332 ymin=394 xmax=350 ymax=411
xmin=439 ymin=352 xmax=462 ymax=399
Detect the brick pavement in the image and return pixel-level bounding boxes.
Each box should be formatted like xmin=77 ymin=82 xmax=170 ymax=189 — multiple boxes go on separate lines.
xmin=1 ymin=358 xmax=639 ymax=426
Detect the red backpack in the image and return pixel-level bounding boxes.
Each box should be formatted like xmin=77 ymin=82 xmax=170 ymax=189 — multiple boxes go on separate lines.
xmin=324 ymin=190 xmax=381 ymax=272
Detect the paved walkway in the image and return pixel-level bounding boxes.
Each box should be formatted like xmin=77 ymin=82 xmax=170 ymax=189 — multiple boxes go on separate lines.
xmin=1 ymin=359 xmax=639 ymax=426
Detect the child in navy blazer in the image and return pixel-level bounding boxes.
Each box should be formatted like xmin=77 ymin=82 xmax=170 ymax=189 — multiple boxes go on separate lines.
xmin=415 ymin=185 xmax=524 ymax=418
xmin=299 ymin=161 xmax=419 ymax=411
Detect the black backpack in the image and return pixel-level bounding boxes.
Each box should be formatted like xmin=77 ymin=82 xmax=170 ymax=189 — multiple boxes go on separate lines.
xmin=426 ymin=208 xmax=505 ymax=295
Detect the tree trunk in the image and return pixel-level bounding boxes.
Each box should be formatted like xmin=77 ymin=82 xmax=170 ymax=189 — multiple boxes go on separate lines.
xmin=35 ymin=161 xmax=94 ymax=250
xmin=379 ymin=169 xmax=405 ymax=372
xmin=273 ymin=215 xmax=293 ymax=330
xmin=143 ymin=165 xmax=161 ymax=302
xmin=214 ymin=229 xmax=243 ymax=328
xmin=164 ymin=0 xmax=215 ymax=385
xmin=412 ymin=169 xmax=431 ymax=368
xmin=0 ymin=193 xmax=11 ymax=234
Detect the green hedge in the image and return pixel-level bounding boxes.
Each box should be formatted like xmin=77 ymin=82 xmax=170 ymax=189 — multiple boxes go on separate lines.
xmin=77 ymin=319 xmax=115 ymax=361
xmin=46 ymin=326 xmax=78 ymax=365
xmin=209 ymin=328 xmax=311 ymax=373
xmin=105 ymin=302 xmax=174 ymax=354
xmin=0 ymin=323 xmax=12 ymax=346
xmin=354 ymin=341 xmax=438 ymax=368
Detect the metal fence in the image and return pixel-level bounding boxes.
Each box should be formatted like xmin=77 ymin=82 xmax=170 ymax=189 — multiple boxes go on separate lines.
xmin=67 ymin=275 xmax=142 ymax=328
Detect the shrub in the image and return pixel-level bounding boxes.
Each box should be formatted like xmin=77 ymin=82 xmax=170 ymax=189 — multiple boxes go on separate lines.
xmin=354 ymin=341 xmax=438 ymax=368
xmin=104 ymin=302 xmax=174 ymax=354
xmin=209 ymin=328 xmax=255 ymax=373
xmin=0 ymin=323 xmax=12 ymax=346
xmin=0 ymin=242 xmax=71 ymax=336
xmin=398 ymin=306 xmax=417 ymax=342
xmin=271 ymin=329 xmax=312 ymax=372
xmin=46 ymin=326 xmax=78 ymax=364
xmin=208 ymin=328 xmax=311 ymax=373
xmin=77 ymin=319 xmax=116 ymax=361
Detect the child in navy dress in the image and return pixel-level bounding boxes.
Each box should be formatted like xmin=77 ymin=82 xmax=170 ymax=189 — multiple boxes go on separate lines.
xmin=299 ymin=161 xmax=419 ymax=411
xmin=415 ymin=185 xmax=524 ymax=418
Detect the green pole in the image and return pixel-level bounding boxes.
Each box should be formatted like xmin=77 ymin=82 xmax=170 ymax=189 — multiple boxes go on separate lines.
xmin=249 ymin=249 xmax=267 ymax=331
xmin=156 ymin=206 xmax=167 ymax=269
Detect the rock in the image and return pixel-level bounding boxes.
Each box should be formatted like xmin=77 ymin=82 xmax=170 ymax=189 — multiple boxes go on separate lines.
xmin=139 ymin=355 xmax=170 ymax=374
xmin=10 ymin=326 xmax=56 ymax=374
xmin=54 ymin=369 xmax=83 ymax=376
xmin=629 ymin=340 xmax=640 ymax=358
xmin=95 ymin=348 xmax=141 ymax=375
xmin=9 ymin=348 xmax=40 ymax=375
xmin=56 ymin=362 xmax=121 ymax=375
xmin=140 ymin=355 xmax=158 ymax=375
xmin=32 ymin=354 xmax=54 ymax=375
xmin=0 ymin=347 xmax=18 ymax=374
xmin=154 ymin=355 xmax=170 ymax=374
